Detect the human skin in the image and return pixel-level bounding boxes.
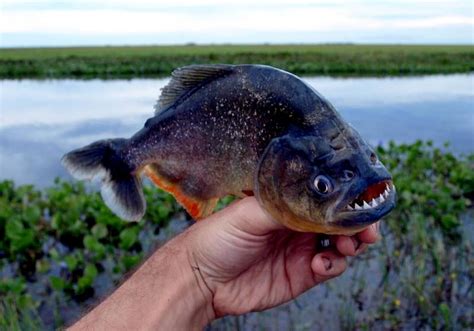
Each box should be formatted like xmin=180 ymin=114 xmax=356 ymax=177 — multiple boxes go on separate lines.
xmin=69 ymin=197 xmax=380 ymax=330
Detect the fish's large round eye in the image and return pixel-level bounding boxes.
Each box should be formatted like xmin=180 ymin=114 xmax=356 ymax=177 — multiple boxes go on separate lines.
xmin=313 ymin=175 xmax=332 ymax=194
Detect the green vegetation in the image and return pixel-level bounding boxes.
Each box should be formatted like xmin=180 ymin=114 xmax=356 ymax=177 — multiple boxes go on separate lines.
xmin=1 ymin=44 xmax=473 ymax=79
xmin=356 ymin=141 xmax=473 ymax=329
xmin=0 ymin=179 xmax=181 ymax=329
xmin=1 ymin=141 xmax=473 ymax=330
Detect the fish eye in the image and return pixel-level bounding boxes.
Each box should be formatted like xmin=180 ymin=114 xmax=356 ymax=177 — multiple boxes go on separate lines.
xmin=313 ymin=175 xmax=332 ymax=194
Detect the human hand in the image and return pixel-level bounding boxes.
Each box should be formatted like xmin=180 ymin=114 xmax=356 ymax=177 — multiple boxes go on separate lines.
xmin=186 ymin=197 xmax=380 ymax=318
xmin=70 ymin=197 xmax=380 ymax=330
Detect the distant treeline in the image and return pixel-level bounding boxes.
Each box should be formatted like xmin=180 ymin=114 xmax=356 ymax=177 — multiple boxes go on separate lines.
xmin=1 ymin=44 xmax=473 ymax=79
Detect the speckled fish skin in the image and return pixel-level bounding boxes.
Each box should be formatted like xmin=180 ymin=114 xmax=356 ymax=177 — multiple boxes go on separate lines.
xmin=127 ymin=65 xmax=320 ymax=198
xmin=62 ymin=64 xmax=396 ymax=234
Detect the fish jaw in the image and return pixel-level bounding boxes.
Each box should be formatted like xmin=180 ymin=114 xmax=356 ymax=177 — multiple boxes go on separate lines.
xmin=260 ymin=180 xmax=396 ymax=234
xmin=333 ymin=180 xmax=396 ymax=228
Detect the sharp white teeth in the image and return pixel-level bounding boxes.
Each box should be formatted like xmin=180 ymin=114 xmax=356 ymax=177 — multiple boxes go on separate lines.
xmin=350 ymin=183 xmax=393 ymax=212
xmin=377 ymin=193 xmax=385 ymax=204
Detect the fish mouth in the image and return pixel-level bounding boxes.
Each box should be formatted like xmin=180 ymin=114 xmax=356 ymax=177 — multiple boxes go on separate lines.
xmin=345 ymin=180 xmax=394 ymax=211
xmin=335 ymin=179 xmax=396 ymax=227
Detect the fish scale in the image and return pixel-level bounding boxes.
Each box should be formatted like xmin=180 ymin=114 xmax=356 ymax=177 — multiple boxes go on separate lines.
xmin=62 ymin=64 xmax=396 ymax=234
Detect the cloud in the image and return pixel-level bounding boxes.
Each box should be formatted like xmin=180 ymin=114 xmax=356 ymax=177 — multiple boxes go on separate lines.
xmin=2 ymin=8 xmax=472 ymax=34
xmin=1 ymin=0 xmax=472 ymax=45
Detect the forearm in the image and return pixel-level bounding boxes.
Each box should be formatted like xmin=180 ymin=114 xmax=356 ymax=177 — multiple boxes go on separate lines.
xmin=69 ymin=231 xmax=215 ymax=330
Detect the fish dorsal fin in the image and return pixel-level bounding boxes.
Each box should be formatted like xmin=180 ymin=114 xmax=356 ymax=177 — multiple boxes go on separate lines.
xmin=154 ymin=64 xmax=235 ymax=114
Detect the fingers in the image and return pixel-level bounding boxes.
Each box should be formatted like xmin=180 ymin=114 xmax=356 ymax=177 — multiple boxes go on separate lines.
xmin=335 ymin=236 xmax=361 ymax=256
xmin=334 ymin=236 xmax=370 ymax=256
xmin=357 ymin=222 xmax=380 ymax=244
xmin=334 ymin=222 xmax=381 ymax=256
xmin=311 ymin=251 xmax=346 ymax=283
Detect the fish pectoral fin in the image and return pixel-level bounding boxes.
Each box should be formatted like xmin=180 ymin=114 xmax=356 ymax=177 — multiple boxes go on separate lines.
xmin=144 ymin=164 xmax=218 ymax=220
xmin=187 ymin=197 xmax=219 ymax=220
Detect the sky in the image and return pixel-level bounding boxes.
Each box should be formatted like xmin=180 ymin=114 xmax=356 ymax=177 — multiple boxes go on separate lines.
xmin=1 ymin=0 xmax=473 ymax=47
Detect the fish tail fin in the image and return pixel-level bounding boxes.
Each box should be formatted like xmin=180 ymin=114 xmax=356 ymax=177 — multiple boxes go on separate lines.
xmin=61 ymin=138 xmax=146 ymax=222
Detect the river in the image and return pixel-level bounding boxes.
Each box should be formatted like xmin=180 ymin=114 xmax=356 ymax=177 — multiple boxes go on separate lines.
xmin=1 ymin=74 xmax=473 ymax=187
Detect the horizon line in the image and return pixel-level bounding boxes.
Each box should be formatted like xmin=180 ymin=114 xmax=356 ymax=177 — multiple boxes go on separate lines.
xmin=2 ymin=42 xmax=473 ymax=50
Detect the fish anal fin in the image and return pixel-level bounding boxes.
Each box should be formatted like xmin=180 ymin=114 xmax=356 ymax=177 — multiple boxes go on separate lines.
xmin=143 ymin=165 xmax=218 ymax=220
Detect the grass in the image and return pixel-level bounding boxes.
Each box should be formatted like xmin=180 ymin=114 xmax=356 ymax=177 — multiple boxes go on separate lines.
xmin=1 ymin=44 xmax=473 ymax=79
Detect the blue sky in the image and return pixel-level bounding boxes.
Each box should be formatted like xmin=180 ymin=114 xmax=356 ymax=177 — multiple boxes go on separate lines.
xmin=1 ymin=0 xmax=473 ymax=47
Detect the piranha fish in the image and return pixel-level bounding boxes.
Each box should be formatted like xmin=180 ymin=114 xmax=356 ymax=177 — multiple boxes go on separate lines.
xmin=62 ymin=64 xmax=396 ymax=235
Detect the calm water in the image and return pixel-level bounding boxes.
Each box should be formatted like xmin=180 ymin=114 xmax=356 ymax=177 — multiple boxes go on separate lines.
xmin=1 ymin=74 xmax=473 ymax=187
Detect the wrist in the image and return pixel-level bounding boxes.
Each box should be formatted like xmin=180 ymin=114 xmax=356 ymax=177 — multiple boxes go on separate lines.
xmin=70 ymin=230 xmax=215 ymax=330
xmin=150 ymin=235 xmax=216 ymax=329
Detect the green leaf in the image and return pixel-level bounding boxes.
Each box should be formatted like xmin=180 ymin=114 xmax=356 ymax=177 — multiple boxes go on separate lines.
xmin=65 ymin=255 xmax=78 ymax=270
xmin=440 ymin=214 xmax=459 ymax=230
xmin=84 ymin=263 xmax=98 ymax=279
xmin=83 ymin=235 xmax=97 ymax=251
xmin=75 ymin=264 xmax=97 ymax=292
xmin=91 ymin=223 xmax=108 ymax=239
xmin=51 ymin=214 xmax=61 ymax=230
xmin=77 ymin=275 xmax=93 ymax=290
xmin=83 ymin=235 xmax=106 ymax=257
xmin=50 ymin=276 xmax=66 ymax=291
xmin=121 ymin=254 xmax=142 ymax=271
xmin=119 ymin=227 xmax=139 ymax=250
xmin=5 ymin=218 xmax=24 ymax=239
xmin=24 ymin=206 xmax=41 ymax=223
xmin=0 ymin=278 xmax=26 ymax=294
xmin=6 ymin=219 xmax=36 ymax=253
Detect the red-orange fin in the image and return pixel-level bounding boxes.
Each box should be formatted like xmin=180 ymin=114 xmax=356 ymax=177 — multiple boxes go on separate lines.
xmin=143 ymin=165 xmax=218 ymax=220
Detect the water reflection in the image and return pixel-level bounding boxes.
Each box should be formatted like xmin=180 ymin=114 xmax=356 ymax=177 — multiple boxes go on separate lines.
xmin=1 ymin=75 xmax=473 ymax=187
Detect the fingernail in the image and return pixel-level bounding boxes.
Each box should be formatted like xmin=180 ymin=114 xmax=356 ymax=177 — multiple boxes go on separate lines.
xmin=352 ymin=237 xmax=361 ymax=251
xmin=375 ymin=223 xmax=382 ymax=241
xmin=322 ymin=257 xmax=332 ymax=270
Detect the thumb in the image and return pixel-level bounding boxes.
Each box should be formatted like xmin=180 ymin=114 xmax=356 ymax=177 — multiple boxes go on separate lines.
xmin=221 ymin=197 xmax=286 ymax=236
